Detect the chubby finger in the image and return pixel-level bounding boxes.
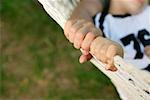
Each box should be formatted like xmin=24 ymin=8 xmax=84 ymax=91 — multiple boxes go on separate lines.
xmin=64 ymin=32 xmax=69 ymax=40
xmin=64 ymin=20 xmax=76 ymax=39
xmin=105 ymin=45 xmax=117 ymax=67
xmin=81 ymin=49 xmax=89 ymax=55
xmin=90 ymin=38 xmax=98 ymax=55
xmin=73 ymin=26 xmax=89 ymax=49
xmin=64 ymin=20 xmax=72 ymax=39
xmin=98 ymin=44 xmax=109 ymax=63
xmin=79 ymin=54 xmax=92 ymax=63
xmin=106 ymin=45 xmax=117 ymax=58
xmin=81 ymin=32 xmax=98 ymax=52
xmin=90 ymin=36 xmax=104 ymax=55
xmin=81 ymin=26 xmax=102 ymax=51
xmin=69 ymin=20 xmax=85 ymax=43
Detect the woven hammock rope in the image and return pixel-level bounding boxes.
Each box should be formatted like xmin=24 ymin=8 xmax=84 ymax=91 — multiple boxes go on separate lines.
xmin=38 ymin=0 xmax=150 ymax=99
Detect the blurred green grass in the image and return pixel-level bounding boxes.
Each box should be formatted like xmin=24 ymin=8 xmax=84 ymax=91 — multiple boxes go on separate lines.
xmin=0 ymin=0 xmax=119 ymax=99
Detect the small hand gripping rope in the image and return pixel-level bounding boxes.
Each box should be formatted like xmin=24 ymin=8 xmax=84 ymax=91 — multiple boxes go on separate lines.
xmin=38 ymin=0 xmax=150 ymax=99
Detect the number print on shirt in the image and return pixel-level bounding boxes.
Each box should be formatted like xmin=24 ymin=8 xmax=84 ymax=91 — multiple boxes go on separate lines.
xmin=138 ymin=29 xmax=150 ymax=47
xmin=120 ymin=29 xmax=150 ymax=59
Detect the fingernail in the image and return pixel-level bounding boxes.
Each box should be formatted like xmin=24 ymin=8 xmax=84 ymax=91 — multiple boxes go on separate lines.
xmin=105 ymin=65 xmax=117 ymax=72
xmin=79 ymin=59 xmax=84 ymax=63
xmin=109 ymin=67 xmax=117 ymax=72
xmin=112 ymin=67 xmax=117 ymax=71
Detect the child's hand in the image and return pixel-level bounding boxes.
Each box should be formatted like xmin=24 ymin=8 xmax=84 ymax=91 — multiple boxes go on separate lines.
xmin=64 ymin=19 xmax=102 ymax=54
xmin=90 ymin=36 xmax=124 ymax=71
xmin=144 ymin=46 xmax=150 ymax=59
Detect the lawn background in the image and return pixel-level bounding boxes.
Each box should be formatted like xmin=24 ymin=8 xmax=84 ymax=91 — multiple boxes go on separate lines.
xmin=0 ymin=0 xmax=119 ymax=99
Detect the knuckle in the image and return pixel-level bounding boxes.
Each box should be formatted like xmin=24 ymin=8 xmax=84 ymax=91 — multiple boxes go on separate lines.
xmin=110 ymin=44 xmax=117 ymax=49
xmin=69 ymin=33 xmax=75 ymax=40
xmin=88 ymin=32 xmax=97 ymax=39
xmin=70 ymin=26 xmax=77 ymax=33
xmin=69 ymin=36 xmax=74 ymax=43
xmin=74 ymin=42 xmax=80 ymax=49
xmin=64 ymin=26 xmax=69 ymax=33
xmin=70 ymin=27 xmax=74 ymax=33
xmin=64 ymin=32 xmax=69 ymax=39
xmin=68 ymin=33 xmax=72 ymax=40
xmin=92 ymin=28 xmax=101 ymax=36
xmin=76 ymin=32 xmax=84 ymax=40
xmin=68 ymin=20 xmax=73 ymax=25
xmin=81 ymin=43 xmax=88 ymax=50
xmin=74 ymin=39 xmax=81 ymax=49
xmin=64 ymin=32 xmax=67 ymax=36
xmin=67 ymin=20 xmax=75 ymax=27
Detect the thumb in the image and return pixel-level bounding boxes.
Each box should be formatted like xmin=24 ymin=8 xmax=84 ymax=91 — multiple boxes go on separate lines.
xmin=79 ymin=54 xmax=92 ymax=63
xmin=106 ymin=59 xmax=117 ymax=71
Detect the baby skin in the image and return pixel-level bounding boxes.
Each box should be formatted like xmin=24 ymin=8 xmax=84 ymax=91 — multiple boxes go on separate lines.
xmin=64 ymin=0 xmax=149 ymax=71
xmin=65 ymin=18 xmax=123 ymax=71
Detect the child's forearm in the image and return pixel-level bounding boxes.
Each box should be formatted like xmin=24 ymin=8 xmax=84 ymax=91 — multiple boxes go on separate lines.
xmin=70 ymin=0 xmax=103 ymax=21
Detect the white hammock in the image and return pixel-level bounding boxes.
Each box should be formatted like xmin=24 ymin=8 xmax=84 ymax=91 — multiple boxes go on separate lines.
xmin=38 ymin=0 xmax=150 ymax=99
